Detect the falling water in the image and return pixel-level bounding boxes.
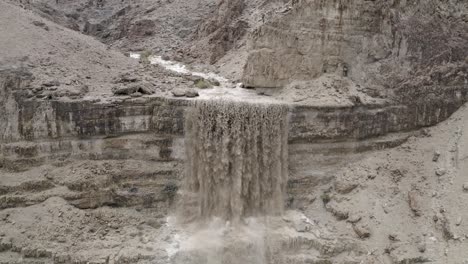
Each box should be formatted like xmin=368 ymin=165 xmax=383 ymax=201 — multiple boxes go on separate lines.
xmin=183 ymin=100 xmax=289 ymax=222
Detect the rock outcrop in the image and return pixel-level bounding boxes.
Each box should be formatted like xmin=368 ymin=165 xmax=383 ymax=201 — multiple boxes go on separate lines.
xmin=195 ymin=0 xmax=248 ymax=63
xmin=242 ymin=0 xmax=468 ymax=90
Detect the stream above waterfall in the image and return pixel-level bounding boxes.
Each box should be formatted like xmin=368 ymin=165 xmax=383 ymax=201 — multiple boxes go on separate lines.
xmin=129 ymin=53 xmax=283 ymax=104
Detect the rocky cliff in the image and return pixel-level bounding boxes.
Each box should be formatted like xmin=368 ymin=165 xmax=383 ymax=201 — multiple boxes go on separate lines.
xmin=242 ymin=0 xmax=468 ymax=90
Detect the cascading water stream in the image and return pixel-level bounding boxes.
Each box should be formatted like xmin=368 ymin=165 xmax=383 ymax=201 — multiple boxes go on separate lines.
xmin=184 ymin=100 xmax=289 ymax=222
xmin=169 ymin=100 xmax=290 ymax=264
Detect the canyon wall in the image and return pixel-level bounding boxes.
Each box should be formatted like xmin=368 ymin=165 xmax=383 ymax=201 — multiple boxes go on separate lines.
xmin=2 ymin=67 xmax=467 ymax=169
xmin=2 ymin=66 xmax=467 ymax=212
xmin=0 ymin=68 xmax=186 ymax=169
xmin=242 ymin=0 xmax=468 ymax=92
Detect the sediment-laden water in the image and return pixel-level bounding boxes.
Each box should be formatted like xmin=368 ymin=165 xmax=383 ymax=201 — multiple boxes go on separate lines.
xmin=184 ymin=100 xmax=289 ymax=221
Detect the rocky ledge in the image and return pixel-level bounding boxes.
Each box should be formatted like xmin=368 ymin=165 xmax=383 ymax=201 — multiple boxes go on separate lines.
xmin=1 ymin=68 xmax=467 ymax=169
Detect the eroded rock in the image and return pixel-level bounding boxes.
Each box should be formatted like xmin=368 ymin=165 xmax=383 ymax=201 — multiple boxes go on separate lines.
xmin=112 ymin=83 xmax=153 ymax=96
xmin=353 ymin=223 xmax=371 ymax=239
xmin=172 ymin=89 xmax=187 ymax=97
xmin=325 ymin=201 xmax=349 ymax=220
xmin=185 ymin=90 xmax=199 ymax=98
xmin=347 ymin=214 xmax=362 ymax=224
xmin=463 ymin=183 xmax=468 ymax=192
xmin=435 ymin=168 xmax=447 ymax=177
xmin=408 ymin=191 xmax=422 ymax=217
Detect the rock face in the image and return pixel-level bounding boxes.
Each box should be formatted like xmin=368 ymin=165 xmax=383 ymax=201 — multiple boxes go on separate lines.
xmin=0 ymin=68 xmax=187 ymax=170
xmin=0 ymin=68 xmax=34 ymax=143
xmin=1 ymin=60 xmax=465 ymax=187
xmin=239 ymin=0 xmax=468 ymax=151
xmin=242 ymin=0 xmax=468 ymax=90
xmin=4 ymin=66 xmax=463 ymax=171
xmin=195 ymin=0 xmax=248 ymax=63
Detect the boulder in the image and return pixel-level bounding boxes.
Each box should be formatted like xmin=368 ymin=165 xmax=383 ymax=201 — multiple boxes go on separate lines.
xmin=435 ymin=168 xmax=447 ymax=177
xmin=325 ymin=201 xmax=349 ymax=220
xmin=334 ymin=179 xmax=358 ymax=194
xmin=463 ymin=182 xmax=468 ymax=192
xmin=42 ymin=80 xmax=60 ymax=87
xmin=112 ymin=84 xmax=153 ymax=96
xmin=185 ymin=90 xmax=199 ymax=98
xmin=172 ymin=89 xmax=186 ymax=97
xmin=113 ymin=86 xmax=138 ymax=95
xmin=408 ymin=190 xmax=422 ymax=217
xmin=353 ymin=223 xmax=371 ymax=239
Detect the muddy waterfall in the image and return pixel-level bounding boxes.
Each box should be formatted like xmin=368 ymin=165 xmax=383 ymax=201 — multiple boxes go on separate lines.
xmin=183 ymin=100 xmax=289 ymax=222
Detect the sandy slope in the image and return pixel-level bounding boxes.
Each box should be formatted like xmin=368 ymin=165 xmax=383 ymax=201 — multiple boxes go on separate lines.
xmin=0 ymin=1 xmax=193 ymax=99
xmin=301 ymin=103 xmax=468 ymax=263
xmin=0 ymin=0 xmax=140 ymax=95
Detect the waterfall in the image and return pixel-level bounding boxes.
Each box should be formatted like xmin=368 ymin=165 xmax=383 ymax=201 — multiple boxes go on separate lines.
xmin=183 ymin=100 xmax=289 ymax=222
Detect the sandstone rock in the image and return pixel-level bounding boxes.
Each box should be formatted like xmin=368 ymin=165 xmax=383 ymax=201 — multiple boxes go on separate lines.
xmin=388 ymin=233 xmax=400 ymax=242
xmin=209 ymin=79 xmax=221 ymax=86
xmin=390 ymin=169 xmax=405 ymax=183
xmin=0 ymin=238 xmax=12 ymax=252
xmin=80 ymin=84 xmax=90 ymax=94
xmin=112 ymin=84 xmax=152 ymax=96
xmin=348 ymin=95 xmax=363 ymax=105
xmin=42 ymin=80 xmax=60 ymax=87
xmin=200 ymin=11 xmax=248 ymax=64
xmin=242 ymin=0 xmax=468 ymax=96
xmin=288 ymin=195 xmax=316 ymax=210
xmin=353 ymin=223 xmax=371 ymax=239
xmin=146 ymin=219 xmax=163 ymax=229
xmin=439 ymin=215 xmax=454 ymax=240
xmin=433 ymin=151 xmax=441 ymax=162
xmin=294 ymin=221 xmax=310 ymax=233
xmin=172 ymin=89 xmax=186 ymax=97
xmin=334 ymin=179 xmax=358 ymax=194
xmin=347 ymin=214 xmax=362 ymax=224
xmin=32 ymin=21 xmax=49 ymax=31
xmin=113 ymin=86 xmax=138 ymax=95
xmin=463 ymin=183 xmax=468 ymax=192
xmin=115 ymin=73 xmax=139 ymax=83
xmin=325 ymin=201 xmax=349 ymax=220
xmin=417 ymin=241 xmax=427 ymax=253
xmin=68 ymin=190 xmax=118 ymax=209
xmin=130 ymin=19 xmax=156 ymax=38
xmin=408 ymin=191 xmax=422 ymax=217
xmin=185 ymin=90 xmax=199 ymax=98
xmin=393 ymin=256 xmax=431 ymax=264
xmin=421 ymin=128 xmax=432 ymax=137
xmin=194 ymin=78 xmax=213 ymax=89
xmin=435 ymin=168 xmax=447 ymax=177
xmin=32 ymin=87 xmax=44 ymax=93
